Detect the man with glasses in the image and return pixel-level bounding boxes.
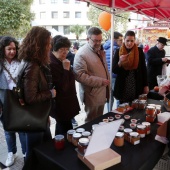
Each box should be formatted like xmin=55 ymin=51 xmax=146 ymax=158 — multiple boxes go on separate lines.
xmin=103 ymin=31 xmax=123 ymax=111
xmin=73 ymin=27 xmax=110 ymax=123
xmin=147 ymin=37 xmax=168 ymax=90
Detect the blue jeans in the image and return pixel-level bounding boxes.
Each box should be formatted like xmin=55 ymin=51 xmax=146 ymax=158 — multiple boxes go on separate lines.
xmin=4 ymin=131 xmax=26 ymax=155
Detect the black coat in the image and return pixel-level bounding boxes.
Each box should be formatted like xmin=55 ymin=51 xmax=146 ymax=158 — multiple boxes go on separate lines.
xmin=50 ymin=52 xmax=80 ymax=121
xmin=147 ymin=45 xmax=166 ymax=90
xmin=112 ymin=47 xmax=148 ymax=101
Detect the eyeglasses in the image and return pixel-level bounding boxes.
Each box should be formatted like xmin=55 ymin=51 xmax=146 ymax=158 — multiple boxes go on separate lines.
xmin=90 ymin=38 xmax=102 ymax=43
xmin=59 ymin=48 xmax=69 ymax=53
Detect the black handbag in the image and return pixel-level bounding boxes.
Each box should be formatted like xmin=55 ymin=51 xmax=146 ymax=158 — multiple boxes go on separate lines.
xmin=2 ymin=62 xmax=51 ymax=132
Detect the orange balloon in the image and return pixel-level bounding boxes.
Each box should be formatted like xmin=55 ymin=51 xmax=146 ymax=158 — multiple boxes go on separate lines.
xmin=98 ymin=11 xmax=111 ymax=31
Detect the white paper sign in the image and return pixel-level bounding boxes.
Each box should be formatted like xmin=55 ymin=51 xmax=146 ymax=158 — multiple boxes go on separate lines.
xmin=85 ymin=119 xmax=122 ymax=157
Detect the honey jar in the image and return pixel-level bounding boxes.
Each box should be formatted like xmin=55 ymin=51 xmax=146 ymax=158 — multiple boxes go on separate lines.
xmin=67 ymin=129 xmax=76 ymax=142
xmin=124 ymin=103 xmax=130 ymax=110
xmin=72 ymin=133 xmax=82 ymax=146
xmin=78 ymin=138 xmax=89 ymax=155
xmin=146 ymin=114 xmax=156 ymax=123
xmin=129 ymin=132 xmax=140 ymax=145
xmin=114 ymin=132 xmax=124 ymax=147
xmin=137 ymin=125 xmax=146 ymax=138
xmin=156 ymin=106 xmax=161 ymax=114
xmin=138 ymin=94 xmax=147 ymax=100
xmin=124 ymin=128 xmax=133 ymax=142
xmin=146 ymin=106 xmax=156 ymax=116
xmin=138 ymin=100 xmax=146 ymax=109
xmin=82 ymin=131 xmax=91 ymax=138
xmin=131 ymin=100 xmax=138 ymax=109
xmin=142 ymin=122 xmax=151 ymax=135
xmin=76 ymin=128 xmax=85 ymax=134
xmin=117 ymin=104 xmax=126 ymax=112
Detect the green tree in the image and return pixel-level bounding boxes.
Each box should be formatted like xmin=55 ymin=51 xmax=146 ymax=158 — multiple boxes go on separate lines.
xmin=87 ymin=6 xmax=130 ymax=40
xmin=0 ymin=0 xmax=34 ymax=38
xmin=70 ymin=24 xmax=86 ymax=40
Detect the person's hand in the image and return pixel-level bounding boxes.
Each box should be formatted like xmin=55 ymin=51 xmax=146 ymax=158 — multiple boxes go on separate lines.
xmin=102 ymin=79 xmax=110 ymax=86
xmin=62 ymin=59 xmax=70 ymax=70
xmin=118 ymin=54 xmax=129 ymax=66
xmin=143 ymin=86 xmax=149 ymax=94
xmin=50 ymin=89 xmax=56 ymax=98
xmin=162 ymin=57 xmax=168 ymax=63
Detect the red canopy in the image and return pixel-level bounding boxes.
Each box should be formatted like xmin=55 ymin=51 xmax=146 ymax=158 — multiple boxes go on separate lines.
xmin=82 ymin=0 xmax=170 ymax=21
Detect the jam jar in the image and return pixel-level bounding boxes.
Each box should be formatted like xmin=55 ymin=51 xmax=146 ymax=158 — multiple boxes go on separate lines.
xmin=117 ymin=104 xmax=126 ymax=113
xmin=129 ymin=132 xmax=140 ymax=145
xmin=146 ymin=106 xmax=156 ymax=116
xmin=82 ymin=131 xmax=91 ymax=138
xmin=131 ymin=100 xmax=138 ymax=109
xmin=142 ymin=122 xmax=151 ymax=135
xmin=138 ymin=100 xmax=146 ymax=109
xmin=67 ymin=129 xmax=76 ymax=142
xmin=146 ymin=114 xmax=156 ymax=123
xmin=78 ymin=138 xmax=89 ymax=155
xmin=124 ymin=128 xmax=133 ymax=142
xmin=137 ymin=125 xmax=146 ymax=138
xmin=54 ymin=135 xmax=65 ymax=150
xmin=156 ymin=105 xmax=161 ymax=114
xmin=76 ymin=128 xmax=85 ymax=134
xmin=114 ymin=132 xmax=124 ymax=147
xmin=72 ymin=133 xmax=82 ymax=146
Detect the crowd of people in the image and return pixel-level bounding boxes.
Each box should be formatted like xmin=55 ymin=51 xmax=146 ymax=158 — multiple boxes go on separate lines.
xmin=0 ymin=26 xmax=169 ymax=169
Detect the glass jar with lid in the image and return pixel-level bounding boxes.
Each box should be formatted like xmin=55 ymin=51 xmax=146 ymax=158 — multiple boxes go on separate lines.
xmin=137 ymin=125 xmax=146 ymax=138
xmin=131 ymin=100 xmax=138 ymax=109
xmin=76 ymin=128 xmax=85 ymax=134
xmin=78 ymin=138 xmax=89 ymax=155
xmin=124 ymin=128 xmax=133 ymax=142
xmin=67 ymin=129 xmax=76 ymax=142
xmin=138 ymin=100 xmax=146 ymax=109
xmin=117 ymin=104 xmax=126 ymax=113
xmin=54 ymin=135 xmax=65 ymax=150
xmin=114 ymin=132 xmax=124 ymax=147
xmin=72 ymin=133 xmax=82 ymax=146
xmin=146 ymin=106 xmax=156 ymax=116
xmin=82 ymin=131 xmax=91 ymax=138
xmin=142 ymin=122 xmax=151 ymax=135
xmin=129 ymin=132 xmax=140 ymax=145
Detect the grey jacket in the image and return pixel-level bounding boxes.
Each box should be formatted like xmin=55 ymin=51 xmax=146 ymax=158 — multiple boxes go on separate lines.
xmin=73 ymin=43 xmax=110 ymax=106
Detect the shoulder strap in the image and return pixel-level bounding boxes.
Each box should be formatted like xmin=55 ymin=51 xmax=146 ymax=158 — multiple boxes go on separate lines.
xmin=2 ymin=64 xmax=17 ymax=84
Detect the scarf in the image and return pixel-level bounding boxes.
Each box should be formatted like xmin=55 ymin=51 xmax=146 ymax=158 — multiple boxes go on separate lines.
xmin=119 ymin=43 xmax=139 ymax=70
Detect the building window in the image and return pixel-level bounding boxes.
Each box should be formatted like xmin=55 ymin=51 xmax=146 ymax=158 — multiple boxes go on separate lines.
xmin=40 ymin=12 xmax=46 ymax=19
xmin=63 ymin=0 xmax=69 ymax=3
xmin=52 ymin=26 xmax=58 ymax=31
xmin=75 ymin=12 xmax=81 ymax=18
xmin=75 ymin=0 xmax=80 ymax=4
xmin=51 ymin=0 xmax=57 ymax=4
xmin=39 ymin=0 xmax=45 ymax=4
xmin=63 ymin=12 xmax=70 ymax=18
xmin=52 ymin=12 xmax=58 ymax=18
xmin=64 ymin=26 xmax=70 ymax=35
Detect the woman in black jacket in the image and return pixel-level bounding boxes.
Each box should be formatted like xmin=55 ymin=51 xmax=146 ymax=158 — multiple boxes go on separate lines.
xmin=112 ymin=31 xmax=149 ymax=103
xmin=50 ymin=36 xmax=80 ymax=135
xmin=18 ymin=26 xmax=56 ymax=169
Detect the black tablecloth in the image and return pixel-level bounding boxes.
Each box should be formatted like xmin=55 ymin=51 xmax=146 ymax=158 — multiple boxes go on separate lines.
xmin=147 ymin=90 xmax=164 ymax=100
xmin=33 ymin=99 xmax=166 ymax=170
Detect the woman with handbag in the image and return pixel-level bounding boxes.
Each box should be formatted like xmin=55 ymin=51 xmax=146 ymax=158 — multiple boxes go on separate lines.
xmin=18 ymin=26 xmax=56 ymax=169
xmin=50 ymin=36 xmax=80 ymax=135
xmin=0 ymin=36 xmax=26 ymax=167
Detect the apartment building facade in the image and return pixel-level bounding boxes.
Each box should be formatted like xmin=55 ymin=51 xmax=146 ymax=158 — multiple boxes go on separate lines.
xmin=31 ymin=0 xmax=91 ymax=40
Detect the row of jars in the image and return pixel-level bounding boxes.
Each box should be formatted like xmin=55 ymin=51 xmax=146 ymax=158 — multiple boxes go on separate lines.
xmin=114 ymin=122 xmax=151 ymax=147
xmin=145 ymin=104 xmax=161 ymax=122
xmin=131 ymin=99 xmax=147 ymax=109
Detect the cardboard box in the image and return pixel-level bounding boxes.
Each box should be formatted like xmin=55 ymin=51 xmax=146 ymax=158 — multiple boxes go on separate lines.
xmin=77 ymin=119 xmax=122 ymax=170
